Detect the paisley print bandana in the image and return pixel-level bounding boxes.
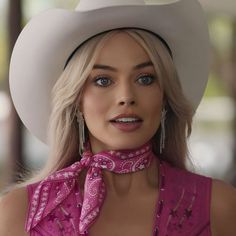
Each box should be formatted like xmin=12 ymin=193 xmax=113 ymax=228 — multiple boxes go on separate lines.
xmin=26 ymin=140 xmax=154 ymax=234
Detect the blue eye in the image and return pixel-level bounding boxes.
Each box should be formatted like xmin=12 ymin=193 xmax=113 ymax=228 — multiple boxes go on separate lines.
xmin=94 ymin=76 xmax=112 ymax=87
xmin=138 ymin=74 xmax=155 ymax=85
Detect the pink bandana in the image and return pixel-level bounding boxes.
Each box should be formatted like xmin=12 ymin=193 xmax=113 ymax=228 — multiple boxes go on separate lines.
xmin=26 ymin=140 xmax=154 ymax=234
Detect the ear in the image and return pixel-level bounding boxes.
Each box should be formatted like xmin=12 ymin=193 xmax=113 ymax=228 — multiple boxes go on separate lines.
xmin=79 ymin=103 xmax=84 ymax=114
xmin=75 ymin=93 xmax=84 ymax=113
xmin=162 ymin=95 xmax=167 ymax=109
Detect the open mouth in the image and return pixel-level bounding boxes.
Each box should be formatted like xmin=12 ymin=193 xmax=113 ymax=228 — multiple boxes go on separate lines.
xmin=109 ymin=119 xmax=143 ymax=132
xmin=110 ymin=118 xmax=143 ymax=123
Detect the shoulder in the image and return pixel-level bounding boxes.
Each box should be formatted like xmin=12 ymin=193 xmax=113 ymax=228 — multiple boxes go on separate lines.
xmin=163 ymin=161 xmax=212 ymax=186
xmin=0 ymin=186 xmax=29 ymax=236
xmin=210 ymin=179 xmax=236 ymax=236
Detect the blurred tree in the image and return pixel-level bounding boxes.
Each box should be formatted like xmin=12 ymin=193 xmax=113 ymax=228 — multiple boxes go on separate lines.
xmin=3 ymin=0 xmax=25 ymax=185
xmin=211 ymin=17 xmax=236 ymax=186
xmin=200 ymin=0 xmax=236 ymax=186
xmin=220 ymin=19 xmax=236 ymax=186
xmin=2 ymin=0 xmax=78 ymax=186
xmin=230 ymin=19 xmax=236 ymax=186
xmin=0 ymin=0 xmax=7 ymax=87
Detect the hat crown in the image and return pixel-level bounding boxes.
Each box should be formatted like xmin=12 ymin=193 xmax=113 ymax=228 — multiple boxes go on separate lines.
xmin=76 ymin=0 xmax=145 ymax=11
xmin=76 ymin=0 xmax=182 ymax=11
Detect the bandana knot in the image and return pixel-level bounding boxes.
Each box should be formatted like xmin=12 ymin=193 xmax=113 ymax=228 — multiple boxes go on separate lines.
xmin=26 ymin=141 xmax=155 ymax=235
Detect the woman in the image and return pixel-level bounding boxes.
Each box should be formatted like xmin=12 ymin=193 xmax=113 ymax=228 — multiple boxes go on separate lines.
xmin=1 ymin=0 xmax=236 ymax=235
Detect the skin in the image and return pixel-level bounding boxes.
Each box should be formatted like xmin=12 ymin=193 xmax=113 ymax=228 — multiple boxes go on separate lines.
xmin=81 ymin=32 xmax=164 ymax=153
xmin=80 ymin=32 xmax=163 ymax=235
xmin=80 ymin=32 xmax=163 ymax=196
xmin=0 ymin=32 xmax=236 ymax=236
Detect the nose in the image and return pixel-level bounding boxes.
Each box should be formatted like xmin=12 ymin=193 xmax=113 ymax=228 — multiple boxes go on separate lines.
xmin=118 ymin=97 xmax=135 ymax=106
xmin=116 ymin=78 xmax=136 ymax=106
xmin=117 ymin=85 xmax=137 ymax=106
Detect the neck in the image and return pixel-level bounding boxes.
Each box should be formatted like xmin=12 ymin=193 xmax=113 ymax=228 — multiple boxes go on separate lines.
xmin=102 ymin=157 xmax=159 ymax=198
xmin=81 ymin=139 xmax=160 ymax=198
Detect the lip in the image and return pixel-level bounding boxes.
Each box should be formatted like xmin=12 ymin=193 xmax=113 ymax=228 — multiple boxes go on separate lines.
xmin=109 ymin=113 xmax=143 ymax=132
xmin=110 ymin=113 xmax=142 ymax=121
xmin=110 ymin=121 xmax=143 ymax=132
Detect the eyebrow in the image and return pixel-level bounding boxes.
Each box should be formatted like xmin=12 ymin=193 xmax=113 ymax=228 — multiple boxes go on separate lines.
xmin=93 ymin=61 xmax=154 ymax=72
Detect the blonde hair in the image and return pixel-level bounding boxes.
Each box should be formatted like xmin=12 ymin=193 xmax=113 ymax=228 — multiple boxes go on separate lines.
xmin=2 ymin=28 xmax=194 ymax=191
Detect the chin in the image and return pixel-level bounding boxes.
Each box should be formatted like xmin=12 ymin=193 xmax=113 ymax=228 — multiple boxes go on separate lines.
xmin=106 ymin=139 xmax=150 ymax=151
xmin=89 ymin=131 xmax=153 ymax=152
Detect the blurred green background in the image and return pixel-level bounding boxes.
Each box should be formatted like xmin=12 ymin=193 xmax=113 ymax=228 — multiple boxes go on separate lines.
xmin=0 ymin=0 xmax=236 ymax=190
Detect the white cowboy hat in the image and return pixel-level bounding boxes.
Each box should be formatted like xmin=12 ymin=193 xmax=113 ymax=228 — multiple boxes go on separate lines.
xmin=9 ymin=0 xmax=210 ymax=144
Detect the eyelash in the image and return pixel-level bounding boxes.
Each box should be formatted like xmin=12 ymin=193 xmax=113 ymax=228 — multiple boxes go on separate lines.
xmin=92 ymin=74 xmax=157 ymax=87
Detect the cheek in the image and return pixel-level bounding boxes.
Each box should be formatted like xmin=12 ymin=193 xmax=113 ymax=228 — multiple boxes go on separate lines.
xmin=148 ymin=101 xmax=162 ymax=124
xmin=81 ymin=89 xmax=110 ymax=122
xmin=142 ymin=89 xmax=163 ymax=130
xmin=143 ymin=88 xmax=163 ymax=113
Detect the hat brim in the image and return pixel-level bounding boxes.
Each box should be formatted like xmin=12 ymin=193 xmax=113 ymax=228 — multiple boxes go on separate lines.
xmin=9 ymin=0 xmax=210 ymax=144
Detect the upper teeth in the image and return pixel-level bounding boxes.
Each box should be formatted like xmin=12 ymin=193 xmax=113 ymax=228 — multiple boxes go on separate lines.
xmin=115 ymin=118 xmax=140 ymax=122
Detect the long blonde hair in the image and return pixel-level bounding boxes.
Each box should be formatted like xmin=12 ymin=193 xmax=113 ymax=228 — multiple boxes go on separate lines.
xmin=3 ymin=28 xmax=194 ymax=190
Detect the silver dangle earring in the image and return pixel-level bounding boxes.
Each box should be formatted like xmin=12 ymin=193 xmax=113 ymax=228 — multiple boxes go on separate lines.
xmin=160 ymin=108 xmax=167 ymax=154
xmin=76 ymin=111 xmax=85 ymax=156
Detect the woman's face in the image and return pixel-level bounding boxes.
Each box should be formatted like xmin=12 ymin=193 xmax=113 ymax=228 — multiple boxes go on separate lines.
xmin=81 ymin=32 xmax=164 ymax=153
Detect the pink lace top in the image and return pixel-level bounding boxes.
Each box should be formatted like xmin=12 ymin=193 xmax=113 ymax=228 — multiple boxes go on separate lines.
xmin=25 ymin=158 xmax=212 ymax=236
